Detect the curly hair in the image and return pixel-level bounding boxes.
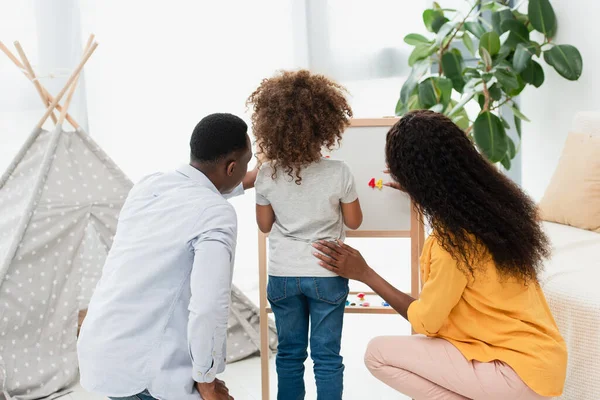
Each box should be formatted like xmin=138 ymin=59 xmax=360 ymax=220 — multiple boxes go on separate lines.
xmin=386 ymin=110 xmax=549 ymax=283
xmin=246 ymin=70 xmax=353 ymax=183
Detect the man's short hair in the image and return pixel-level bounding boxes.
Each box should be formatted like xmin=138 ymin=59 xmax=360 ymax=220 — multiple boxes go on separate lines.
xmin=190 ymin=113 xmax=248 ymax=163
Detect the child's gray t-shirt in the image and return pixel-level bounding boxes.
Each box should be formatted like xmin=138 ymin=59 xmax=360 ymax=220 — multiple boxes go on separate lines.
xmin=255 ymin=158 xmax=358 ymax=277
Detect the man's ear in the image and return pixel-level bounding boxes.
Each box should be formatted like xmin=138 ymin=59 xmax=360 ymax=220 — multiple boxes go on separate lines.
xmin=226 ymin=160 xmax=236 ymax=177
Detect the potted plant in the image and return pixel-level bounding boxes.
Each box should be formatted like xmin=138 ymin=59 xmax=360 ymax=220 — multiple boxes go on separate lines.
xmin=396 ymin=0 xmax=583 ymax=169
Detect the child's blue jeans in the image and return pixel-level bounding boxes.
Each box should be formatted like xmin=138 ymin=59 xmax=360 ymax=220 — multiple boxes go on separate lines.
xmin=267 ymin=276 xmax=349 ymax=400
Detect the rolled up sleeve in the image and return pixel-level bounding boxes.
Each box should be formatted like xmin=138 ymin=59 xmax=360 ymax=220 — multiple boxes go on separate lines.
xmin=188 ymin=204 xmax=237 ymax=383
xmin=408 ymin=241 xmax=468 ymax=335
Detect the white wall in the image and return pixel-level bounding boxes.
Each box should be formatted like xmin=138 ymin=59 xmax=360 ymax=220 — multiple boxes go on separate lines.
xmin=520 ymin=0 xmax=597 ymax=200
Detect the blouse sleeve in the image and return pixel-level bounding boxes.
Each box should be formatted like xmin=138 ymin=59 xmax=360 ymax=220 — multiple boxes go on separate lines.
xmin=407 ymin=239 xmax=468 ymax=335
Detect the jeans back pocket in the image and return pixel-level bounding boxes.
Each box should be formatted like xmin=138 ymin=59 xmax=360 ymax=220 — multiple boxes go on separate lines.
xmin=267 ymin=276 xmax=288 ymax=303
xmin=313 ymin=277 xmax=349 ymax=305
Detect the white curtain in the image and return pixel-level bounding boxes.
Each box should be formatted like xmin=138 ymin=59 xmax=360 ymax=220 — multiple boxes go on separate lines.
xmin=0 ymin=0 xmax=40 ymax=173
xmin=78 ymin=0 xmax=304 ymax=294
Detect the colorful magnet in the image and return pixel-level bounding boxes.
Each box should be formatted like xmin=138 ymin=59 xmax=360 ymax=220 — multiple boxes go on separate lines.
xmin=362 ymin=302 xmax=370 ymax=307
xmin=375 ymin=179 xmax=383 ymax=190
xmin=368 ymin=178 xmax=376 ymax=188
xmin=382 ymin=301 xmax=390 ymax=307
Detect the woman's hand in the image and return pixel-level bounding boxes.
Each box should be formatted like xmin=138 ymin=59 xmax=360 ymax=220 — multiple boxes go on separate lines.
xmin=383 ymin=169 xmax=404 ymax=191
xmin=312 ymin=240 xmax=373 ymax=283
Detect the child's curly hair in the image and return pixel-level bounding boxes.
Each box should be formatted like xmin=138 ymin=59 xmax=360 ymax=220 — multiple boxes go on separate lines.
xmin=246 ymin=70 xmax=353 ymax=183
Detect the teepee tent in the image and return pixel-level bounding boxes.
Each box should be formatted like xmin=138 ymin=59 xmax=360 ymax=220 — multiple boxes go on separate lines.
xmin=0 ymin=38 xmax=128 ymax=399
xmin=0 ymin=38 xmax=276 ymax=400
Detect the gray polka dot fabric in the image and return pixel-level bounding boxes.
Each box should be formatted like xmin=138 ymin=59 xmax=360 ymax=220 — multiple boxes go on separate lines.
xmin=0 ymin=127 xmax=131 ymax=399
xmin=0 ymin=126 xmax=277 ymax=399
xmin=228 ymin=286 xmax=278 ymax=363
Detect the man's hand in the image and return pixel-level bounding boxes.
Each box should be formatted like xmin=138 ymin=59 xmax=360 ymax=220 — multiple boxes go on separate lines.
xmin=197 ymin=379 xmax=234 ymax=400
xmin=242 ymin=167 xmax=259 ymax=190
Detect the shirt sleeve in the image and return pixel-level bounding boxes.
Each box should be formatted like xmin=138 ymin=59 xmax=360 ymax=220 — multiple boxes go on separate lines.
xmin=340 ymin=162 xmax=358 ymax=204
xmin=407 ymin=240 xmax=468 ymax=335
xmin=223 ymin=183 xmax=244 ymax=199
xmin=188 ymin=204 xmax=237 ymax=383
xmin=255 ymin=167 xmax=271 ymax=206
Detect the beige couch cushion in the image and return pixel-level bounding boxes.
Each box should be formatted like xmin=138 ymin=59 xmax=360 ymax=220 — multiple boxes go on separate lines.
xmin=539 ymin=132 xmax=600 ymax=232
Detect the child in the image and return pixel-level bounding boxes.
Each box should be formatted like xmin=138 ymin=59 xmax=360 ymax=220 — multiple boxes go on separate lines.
xmin=247 ymin=70 xmax=363 ymax=400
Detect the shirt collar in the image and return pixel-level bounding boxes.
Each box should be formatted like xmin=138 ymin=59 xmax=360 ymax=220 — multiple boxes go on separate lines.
xmin=176 ymin=164 xmax=219 ymax=194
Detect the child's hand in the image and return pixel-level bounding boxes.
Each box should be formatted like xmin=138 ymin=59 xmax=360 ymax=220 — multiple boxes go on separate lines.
xmin=242 ymin=167 xmax=259 ymax=190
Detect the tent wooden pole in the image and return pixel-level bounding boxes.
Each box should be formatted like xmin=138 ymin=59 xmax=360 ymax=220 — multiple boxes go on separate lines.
xmin=13 ymin=41 xmax=58 ymax=124
xmin=37 ymin=42 xmax=98 ymax=129
xmin=0 ymin=40 xmax=80 ymax=129
xmin=58 ymin=35 xmax=95 ymax=125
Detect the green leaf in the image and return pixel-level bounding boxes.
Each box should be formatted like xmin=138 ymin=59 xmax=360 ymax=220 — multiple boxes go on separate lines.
xmin=448 ymin=99 xmax=470 ymax=130
xmin=408 ymin=43 xmax=437 ymax=66
xmin=473 ymin=112 xmax=509 ymax=163
xmin=507 ymin=135 xmax=517 ymax=158
xmin=423 ymin=9 xmax=443 ymax=32
xmin=407 ymin=93 xmax=422 ymax=110
xmin=543 ymin=44 xmax=583 ymax=81
xmin=507 ymin=74 xmax=526 ymax=97
xmin=528 ymin=0 xmax=557 ymax=38
xmin=489 ymin=84 xmax=502 ymax=101
xmin=500 ymin=155 xmax=511 ymax=170
xmin=437 ymin=77 xmax=453 ymax=109
xmin=441 ymin=50 xmax=465 ymax=92
xmin=501 ymin=19 xmax=530 ymax=49
xmin=501 ymin=116 xmax=511 ymax=130
xmin=464 ymin=68 xmax=481 ymax=80
xmin=479 ymin=32 xmax=501 ymax=56
xmin=432 ymin=16 xmax=450 ymax=33
xmin=492 ymin=9 xmax=515 ymax=35
xmin=495 ymin=68 xmax=520 ymax=91
xmin=521 ymin=60 xmax=545 ymax=88
xmin=436 ymin=22 xmax=455 ymax=46
xmin=462 ymin=32 xmax=475 ymax=56
xmin=493 ymin=45 xmax=511 ymax=66
xmin=399 ymin=59 xmax=430 ymax=105
xmin=395 ymin=98 xmax=406 ymax=116
xmin=453 ymin=114 xmax=470 ymax=130
xmin=482 ymin=1 xmax=507 ymax=12
xmin=510 ymin=104 xmax=530 ymax=122
xmin=514 ymin=10 xmax=532 ymax=32
xmin=418 ymin=77 xmax=439 ymax=109
xmin=514 ymin=113 xmax=522 ymax=138
xmin=404 ymin=33 xmax=432 ymax=46
xmin=513 ymin=42 xmax=536 ymax=73
xmin=465 ymin=21 xmax=486 ymax=38
xmin=479 ymin=47 xmax=493 ymax=69
xmin=477 ymin=93 xmax=486 ymax=109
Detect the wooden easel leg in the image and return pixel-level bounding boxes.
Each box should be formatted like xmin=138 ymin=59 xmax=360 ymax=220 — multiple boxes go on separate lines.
xmin=258 ymin=232 xmax=270 ymax=400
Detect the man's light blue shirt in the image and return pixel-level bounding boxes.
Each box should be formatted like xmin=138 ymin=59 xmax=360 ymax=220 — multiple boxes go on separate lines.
xmin=77 ymin=164 xmax=244 ymax=400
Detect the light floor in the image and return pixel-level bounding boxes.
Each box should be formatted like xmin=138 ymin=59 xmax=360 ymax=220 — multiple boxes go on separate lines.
xmin=64 ymin=238 xmax=415 ymax=399
xmin=64 ymin=311 xmax=411 ymax=400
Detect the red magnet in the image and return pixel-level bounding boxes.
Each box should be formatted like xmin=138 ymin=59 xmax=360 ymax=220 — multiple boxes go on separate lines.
xmin=357 ymin=292 xmax=365 ymax=300
xmin=368 ymin=178 xmax=376 ymax=188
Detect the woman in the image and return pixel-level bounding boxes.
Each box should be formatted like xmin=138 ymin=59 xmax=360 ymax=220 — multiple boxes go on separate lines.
xmin=312 ymin=110 xmax=567 ymax=400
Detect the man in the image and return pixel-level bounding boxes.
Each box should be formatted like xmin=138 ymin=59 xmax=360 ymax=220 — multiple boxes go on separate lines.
xmin=78 ymin=113 xmax=255 ymax=400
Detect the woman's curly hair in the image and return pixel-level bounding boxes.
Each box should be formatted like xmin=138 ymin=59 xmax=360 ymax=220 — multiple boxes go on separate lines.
xmin=246 ymin=70 xmax=353 ymax=183
xmin=386 ymin=110 xmax=550 ymax=282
